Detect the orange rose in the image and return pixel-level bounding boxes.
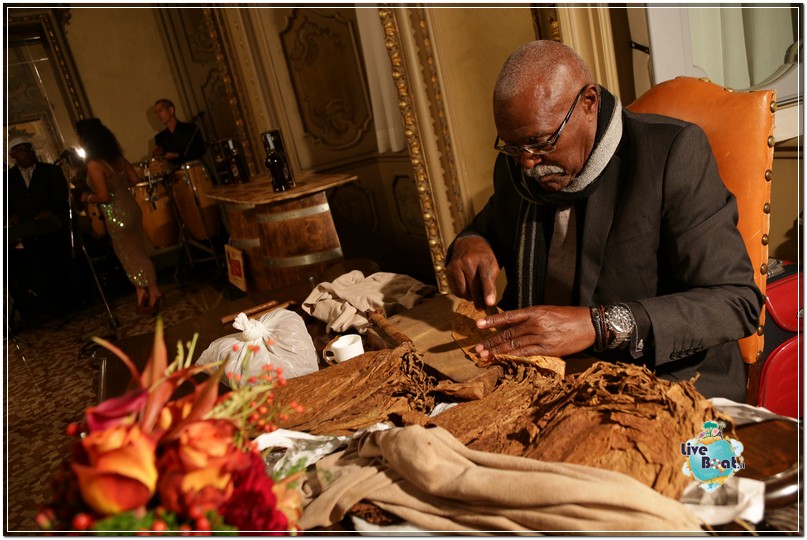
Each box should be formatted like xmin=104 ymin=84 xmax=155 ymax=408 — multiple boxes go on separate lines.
xmin=72 ymin=424 xmax=158 ymax=515
xmin=272 ymin=474 xmax=303 ymax=532
xmin=157 ymin=419 xmax=248 ymax=516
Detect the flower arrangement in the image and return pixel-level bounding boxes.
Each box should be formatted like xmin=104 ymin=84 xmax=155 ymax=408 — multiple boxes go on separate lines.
xmin=37 ymin=319 xmax=304 ymax=534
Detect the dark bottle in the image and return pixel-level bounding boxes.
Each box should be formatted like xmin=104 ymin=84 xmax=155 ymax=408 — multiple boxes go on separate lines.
xmin=223 ymin=139 xmax=248 ymax=184
xmin=212 ymin=139 xmax=232 ymax=185
xmin=261 ymin=130 xmax=295 ymax=192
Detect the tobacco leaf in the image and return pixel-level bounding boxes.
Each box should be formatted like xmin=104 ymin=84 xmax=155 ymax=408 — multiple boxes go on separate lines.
xmin=451 ymin=300 xmax=565 ymax=377
xmin=272 ymin=341 xmax=435 ymax=436
xmin=432 ymin=361 xmax=727 ymax=500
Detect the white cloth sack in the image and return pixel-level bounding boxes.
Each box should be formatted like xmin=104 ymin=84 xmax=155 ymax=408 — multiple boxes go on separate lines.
xmin=196 ymin=309 xmax=318 ymax=386
xmin=302 ymin=271 xmax=436 ymax=333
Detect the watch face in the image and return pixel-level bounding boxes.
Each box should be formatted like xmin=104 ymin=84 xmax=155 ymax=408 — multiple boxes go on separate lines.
xmin=605 ymin=305 xmax=634 ymax=348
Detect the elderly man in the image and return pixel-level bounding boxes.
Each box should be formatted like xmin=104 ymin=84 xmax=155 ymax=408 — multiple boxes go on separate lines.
xmin=151 ymin=98 xmax=206 ymax=166
xmin=445 ymin=40 xmax=761 ymax=401
xmin=7 ymin=137 xmax=73 ymax=322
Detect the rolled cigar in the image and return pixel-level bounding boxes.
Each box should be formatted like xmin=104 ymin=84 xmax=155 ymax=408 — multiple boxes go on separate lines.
xmin=249 ymin=300 xmax=294 ymax=321
xmin=220 ymin=300 xmax=278 ymax=325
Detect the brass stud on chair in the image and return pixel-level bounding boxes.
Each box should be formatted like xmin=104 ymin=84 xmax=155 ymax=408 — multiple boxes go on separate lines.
xmin=757 ymin=325 xmax=765 ymax=336
xmin=765 ymin=169 xmax=773 ymax=182
xmin=760 ymin=262 xmax=768 ymax=275
xmin=761 ymin=234 xmax=769 ymax=246
xmin=763 ymin=203 xmax=771 ymax=214
xmin=768 ymin=135 xmax=776 ymax=147
xmin=771 ymin=101 xmax=778 ymax=113
xmin=756 ymin=350 xmax=763 ymax=361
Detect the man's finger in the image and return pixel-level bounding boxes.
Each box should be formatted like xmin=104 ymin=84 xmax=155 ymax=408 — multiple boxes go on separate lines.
xmin=476 ymin=308 xmax=528 ymax=329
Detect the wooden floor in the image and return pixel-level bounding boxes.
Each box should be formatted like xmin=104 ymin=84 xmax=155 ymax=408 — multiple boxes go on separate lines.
xmin=4 ymin=270 xmax=238 ymax=533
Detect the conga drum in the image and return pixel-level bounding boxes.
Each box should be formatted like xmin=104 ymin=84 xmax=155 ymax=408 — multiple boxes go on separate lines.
xmin=148 ymin=157 xmax=173 ymax=179
xmin=85 ymin=202 xmax=107 ymax=238
xmin=133 ymin=161 xmax=150 ymax=181
xmin=132 ymin=180 xmax=179 ymax=248
xmin=171 ymin=160 xmax=221 ymax=241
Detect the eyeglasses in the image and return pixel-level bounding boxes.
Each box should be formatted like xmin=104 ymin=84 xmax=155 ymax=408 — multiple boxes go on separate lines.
xmin=494 ymin=85 xmax=590 ymax=157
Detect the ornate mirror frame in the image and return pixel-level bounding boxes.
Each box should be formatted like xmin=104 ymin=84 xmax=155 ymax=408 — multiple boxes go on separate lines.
xmin=374 ymin=7 xmax=562 ymax=291
xmin=6 ymin=8 xmax=93 ymax=126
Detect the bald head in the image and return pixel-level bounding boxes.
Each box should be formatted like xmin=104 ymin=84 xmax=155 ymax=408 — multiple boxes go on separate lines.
xmin=494 ymin=40 xmax=592 ymax=114
xmin=492 ymin=41 xmax=600 ymax=192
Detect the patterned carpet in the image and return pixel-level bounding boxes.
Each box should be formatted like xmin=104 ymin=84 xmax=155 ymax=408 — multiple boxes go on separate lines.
xmin=4 ymin=273 xmax=235 ymax=533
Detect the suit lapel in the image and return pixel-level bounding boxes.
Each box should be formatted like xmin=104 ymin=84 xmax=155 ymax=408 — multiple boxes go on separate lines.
xmin=578 ymin=154 xmax=622 ymax=305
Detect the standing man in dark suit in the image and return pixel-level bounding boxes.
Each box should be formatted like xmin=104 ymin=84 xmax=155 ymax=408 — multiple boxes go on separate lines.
xmin=7 ymin=137 xmax=73 ymax=322
xmin=445 ymin=40 xmax=762 ymax=401
xmin=151 ymin=98 xmax=206 ymax=166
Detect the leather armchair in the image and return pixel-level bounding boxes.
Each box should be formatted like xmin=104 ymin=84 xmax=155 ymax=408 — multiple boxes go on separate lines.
xmin=627 ymin=77 xmax=776 ymax=404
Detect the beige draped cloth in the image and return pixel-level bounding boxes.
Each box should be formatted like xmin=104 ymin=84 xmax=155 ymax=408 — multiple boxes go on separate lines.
xmin=302 ymin=271 xmax=436 ymax=333
xmin=299 ymin=425 xmax=704 ymax=534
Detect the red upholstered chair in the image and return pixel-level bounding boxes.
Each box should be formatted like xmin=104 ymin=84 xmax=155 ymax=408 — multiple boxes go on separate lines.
xmin=758 ymin=270 xmax=802 ymax=417
xmin=627 ymin=77 xmax=776 ymax=404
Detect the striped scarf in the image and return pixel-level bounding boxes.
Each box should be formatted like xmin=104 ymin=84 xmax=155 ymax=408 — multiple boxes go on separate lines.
xmin=511 ymin=86 xmax=623 ymax=308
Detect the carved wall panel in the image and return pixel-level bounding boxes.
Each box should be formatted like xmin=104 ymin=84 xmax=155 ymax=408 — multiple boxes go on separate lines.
xmin=328 ymin=182 xmax=378 ymax=243
xmin=279 ymin=9 xmax=373 ymax=149
xmin=393 ymin=175 xmax=427 ymax=239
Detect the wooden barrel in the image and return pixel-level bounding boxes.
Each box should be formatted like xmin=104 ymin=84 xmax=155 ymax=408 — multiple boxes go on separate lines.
xmin=222 ymin=202 xmax=273 ymax=292
xmin=256 ymin=191 xmax=344 ymax=290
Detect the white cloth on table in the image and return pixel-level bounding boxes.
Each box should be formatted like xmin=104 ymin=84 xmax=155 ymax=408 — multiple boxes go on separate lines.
xmin=301 ymin=271 xmax=436 ymax=333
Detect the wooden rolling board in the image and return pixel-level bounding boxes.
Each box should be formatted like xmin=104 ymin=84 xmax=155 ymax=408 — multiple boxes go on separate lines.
xmin=383 ymin=294 xmax=488 ymax=383
xmin=382 ymin=294 xmax=599 ymax=383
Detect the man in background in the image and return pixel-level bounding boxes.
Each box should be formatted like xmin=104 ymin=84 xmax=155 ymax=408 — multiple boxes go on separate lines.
xmin=7 ymin=137 xmax=73 ymax=323
xmin=151 ymin=98 xmax=206 ymax=166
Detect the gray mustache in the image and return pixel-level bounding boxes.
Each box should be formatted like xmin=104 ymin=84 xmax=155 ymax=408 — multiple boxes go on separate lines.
xmin=525 ymin=164 xmax=565 ymax=178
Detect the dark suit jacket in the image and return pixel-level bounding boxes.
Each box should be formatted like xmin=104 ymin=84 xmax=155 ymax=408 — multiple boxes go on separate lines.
xmin=7 ymin=161 xmax=70 ymax=235
xmin=457 ymin=109 xmax=762 ymax=401
xmin=155 ymin=121 xmax=206 ymax=165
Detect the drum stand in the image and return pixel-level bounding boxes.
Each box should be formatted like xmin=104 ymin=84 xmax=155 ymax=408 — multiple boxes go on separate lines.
xmin=167 ymin=175 xmax=223 ymax=281
xmin=67 ymin=186 xmax=121 ymax=342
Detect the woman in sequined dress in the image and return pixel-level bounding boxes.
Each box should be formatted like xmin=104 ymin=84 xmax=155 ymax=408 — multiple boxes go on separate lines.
xmin=76 ymin=119 xmax=163 ymax=314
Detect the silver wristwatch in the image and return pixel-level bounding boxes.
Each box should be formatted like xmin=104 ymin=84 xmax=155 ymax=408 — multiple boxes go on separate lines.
xmin=604 ymin=304 xmax=636 ymax=349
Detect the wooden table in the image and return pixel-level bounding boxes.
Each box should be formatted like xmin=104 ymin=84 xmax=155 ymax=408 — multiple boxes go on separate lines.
xmin=94 ymin=281 xmax=801 ymax=533
xmin=208 ymin=172 xmax=357 ymax=292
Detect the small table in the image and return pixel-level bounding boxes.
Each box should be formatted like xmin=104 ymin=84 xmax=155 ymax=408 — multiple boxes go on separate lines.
xmin=208 ymin=172 xmax=357 ymax=291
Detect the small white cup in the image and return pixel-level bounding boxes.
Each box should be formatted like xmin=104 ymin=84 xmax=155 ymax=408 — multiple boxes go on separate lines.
xmin=322 ymin=334 xmax=364 ymax=364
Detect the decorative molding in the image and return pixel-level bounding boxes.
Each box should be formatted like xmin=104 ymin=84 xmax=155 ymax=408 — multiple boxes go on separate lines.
xmin=531 ymin=6 xmax=563 ymax=41
xmin=379 ymin=7 xmax=449 ymax=293
xmin=408 ymin=8 xmax=467 ymax=233
xmin=205 ymin=9 xmax=260 ymax=178
xmin=6 ymin=8 xmax=92 ymax=122
xmin=279 ymin=9 xmax=373 ymax=150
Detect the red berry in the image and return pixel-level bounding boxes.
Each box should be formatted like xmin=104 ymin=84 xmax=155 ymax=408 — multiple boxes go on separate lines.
xmin=195 ymin=516 xmax=211 ymax=530
xmin=65 ymin=423 xmax=80 ymax=437
xmin=151 ymin=519 xmax=168 ymax=532
xmin=71 ymin=513 xmax=92 ymax=531
xmin=187 ymin=505 xmax=203 ymax=520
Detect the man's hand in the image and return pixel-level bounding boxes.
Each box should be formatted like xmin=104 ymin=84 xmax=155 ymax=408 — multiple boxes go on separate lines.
xmin=446 ymin=236 xmax=500 ymax=309
xmin=475 ymin=305 xmax=595 ymax=359
xmin=151 ymin=146 xmax=165 ymax=157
